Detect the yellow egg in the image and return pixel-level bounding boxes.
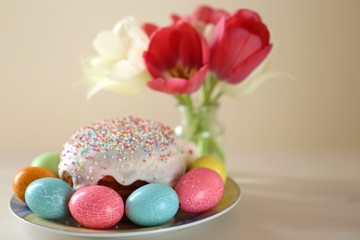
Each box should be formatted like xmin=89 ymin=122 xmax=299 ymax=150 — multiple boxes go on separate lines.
xmin=188 ymin=156 xmax=227 ymax=183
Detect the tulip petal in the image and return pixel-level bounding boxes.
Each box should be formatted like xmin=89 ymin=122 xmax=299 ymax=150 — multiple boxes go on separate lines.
xmin=192 ymin=5 xmax=229 ymax=25
xmin=227 ymin=9 xmax=262 ymax=28
xmin=82 ymin=57 xmax=111 ymax=80
xmin=147 ymin=77 xmax=189 ymax=94
xmin=142 ymin=23 xmax=158 ymax=37
xmin=209 ymin=18 xmax=226 ymax=71
xmin=125 ymin=23 xmax=149 ymax=44
xmin=86 ymin=78 xmax=114 ymax=99
xmin=110 ymin=60 xmax=142 ymax=79
xmin=87 ymin=72 xmax=149 ymax=99
xmin=230 ymin=29 xmax=262 ymax=64
xmin=171 ymin=14 xmax=182 ymax=24
xmin=186 ymin=65 xmax=208 ymax=93
xmin=147 ymin=78 xmax=167 ymax=92
xmin=128 ymin=41 xmax=147 ymax=69
xmin=166 ymin=78 xmax=189 ymax=93
xmin=93 ymin=31 xmax=123 ymax=60
xmin=218 ymin=29 xmax=262 ymax=79
xmin=113 ymin=16 xmax=147 ymax=42
xmin=247 ymin=22 xmax=270 ymax=46
xmin=227 ymin=44 xmax=272 ymax=84
xmin=143 ymin=51 xmax=163 ymax=78
xmin=113 ymin=16 xmax=135 ymax=33
xmin=145 ymin=27 xmax=180 ymax=76
xmin=228 ymin=10 xmax=270 ymax=45
xmin=200 ymin=37 xmax=210 ymax=66
xmin=177 ymin=22 xmax=204 ymax=68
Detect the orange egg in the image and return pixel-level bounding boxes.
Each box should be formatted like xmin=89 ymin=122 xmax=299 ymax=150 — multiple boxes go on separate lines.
xmin=13 ymin=166 xmax=57 ymax=202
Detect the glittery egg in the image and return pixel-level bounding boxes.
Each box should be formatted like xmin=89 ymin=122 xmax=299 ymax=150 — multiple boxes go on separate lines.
xmin=175 ymin=168 xmax=224 ymax=213
xmin=31 ymin=152 xmax=60 ymax=177
xmin=25 ymin=178 xmax=73 ymax=219
xmin=13 ymin=166 xmax=57 ymax=202
xmin=69 ymin=185 xmax=124 ymax=229
xmin=125 ymin=183 xmax=179 ymax=226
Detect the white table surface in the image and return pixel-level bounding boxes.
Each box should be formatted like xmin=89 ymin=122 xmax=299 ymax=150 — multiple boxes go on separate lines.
xmin=1 ymin=149 xmax=359 ymax=240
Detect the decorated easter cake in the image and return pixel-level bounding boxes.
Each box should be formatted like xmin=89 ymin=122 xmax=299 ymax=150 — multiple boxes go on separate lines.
xmin=59 ymin=116 xmax=189 ymax=199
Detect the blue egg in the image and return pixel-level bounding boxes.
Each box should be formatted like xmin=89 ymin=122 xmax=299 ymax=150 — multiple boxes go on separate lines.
xmin=25 ymin=178 xmax=73 ymax=219
xmin=125 ymin=183 xmax=179 ymax=226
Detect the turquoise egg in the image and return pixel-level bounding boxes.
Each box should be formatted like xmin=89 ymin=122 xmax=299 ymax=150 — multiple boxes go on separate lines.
xmin=125 ymin=183 xmax=179 ymax=226
xmin=25 ymin=178 xmax=73 ymax=219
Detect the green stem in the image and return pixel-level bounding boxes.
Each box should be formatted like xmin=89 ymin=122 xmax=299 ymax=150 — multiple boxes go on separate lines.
xmin=212 ymin=91 xmax=223 ymax=105
xmin=176 ymin=94 xmax=198 ymax=142
xmin=201 ymin=73 xmax=219 ymax=106
xmin=176 ymin=73 xmax=225 ymax=162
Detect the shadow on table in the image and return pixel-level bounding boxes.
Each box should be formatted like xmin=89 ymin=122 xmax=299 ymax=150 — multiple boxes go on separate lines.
xmin=232 ymin=172 xmax=360 ymax=240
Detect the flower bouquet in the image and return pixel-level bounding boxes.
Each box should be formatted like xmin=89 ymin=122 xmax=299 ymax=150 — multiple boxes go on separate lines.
xmin=82 ymin=5 xmax=275 ymax=162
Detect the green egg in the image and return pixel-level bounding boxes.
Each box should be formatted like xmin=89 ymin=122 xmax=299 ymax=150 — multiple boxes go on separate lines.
xmin=31 ymin=152 xmax=60 ymax=177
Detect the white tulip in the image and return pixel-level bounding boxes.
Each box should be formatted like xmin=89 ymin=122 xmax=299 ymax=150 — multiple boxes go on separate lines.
xmin=82 ymin=17 xmax=150 ymax=99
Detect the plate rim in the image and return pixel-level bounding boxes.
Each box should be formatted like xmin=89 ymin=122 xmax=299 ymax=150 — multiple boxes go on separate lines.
xmin=9 ymin=177 xmax=241 ymax=238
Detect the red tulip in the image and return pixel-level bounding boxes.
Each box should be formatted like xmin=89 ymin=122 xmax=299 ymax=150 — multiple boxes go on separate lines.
xmin=172 ymin=5 xmax=229 ymax=34
xmin=144 ymin=21 xmax=209 ymax=94
xmin=142 ymin=23 xmax=158 ymax=37
xmin=190 ymin=5 xmax=229 ymax=25
xmin=210 ymin=9 xmax=272 ymax=84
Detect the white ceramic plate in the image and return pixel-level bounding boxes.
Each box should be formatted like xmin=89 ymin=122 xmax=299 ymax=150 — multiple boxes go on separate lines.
xmin=9 ymin=178 xmax=241 ymax=238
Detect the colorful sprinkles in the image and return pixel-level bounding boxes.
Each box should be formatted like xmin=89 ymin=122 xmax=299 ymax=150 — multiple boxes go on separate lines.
xmin=66 ymin=116 xmax=174 ymax=161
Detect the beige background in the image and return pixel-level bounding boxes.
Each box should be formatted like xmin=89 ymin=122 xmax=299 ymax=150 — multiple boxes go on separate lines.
xmin=1 ymin=0 xmax=359 ymax=154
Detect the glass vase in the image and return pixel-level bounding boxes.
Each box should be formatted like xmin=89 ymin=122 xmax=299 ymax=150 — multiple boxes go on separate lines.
xmin=175 ymin=104 xmax=225 ymax=162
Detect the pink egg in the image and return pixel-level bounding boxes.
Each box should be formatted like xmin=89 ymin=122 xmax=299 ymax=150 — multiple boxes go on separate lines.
xmin=69 ymin=185 xmax=124 ymax=229
xmin=175 ymin=167 xmax=224 ymax=213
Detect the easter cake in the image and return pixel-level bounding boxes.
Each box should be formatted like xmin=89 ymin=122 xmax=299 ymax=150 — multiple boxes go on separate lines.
xmin=59 ymin=116 xmax=189 ymax=199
